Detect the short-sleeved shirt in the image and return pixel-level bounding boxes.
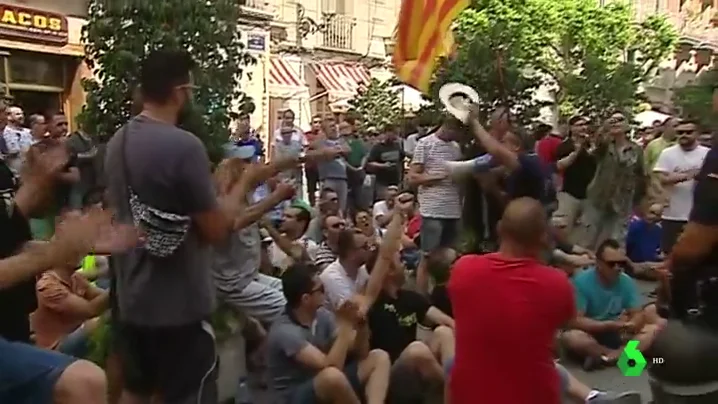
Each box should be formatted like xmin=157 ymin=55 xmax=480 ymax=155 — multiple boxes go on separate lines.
xmin=644 ymin=136 xmax=675 ymax=174
xmin=368 ymin=289 xmax=431 ymax=361
xmin=269 ymin=236 xmax=319 ymax=271
xmin=317 ymin=138 xmax=348 ymax=180
xmin=314 ymin=241 xmax=337 ymax=270
xmin=473 ymin=153 xmax=553 ymax=203
xmin=412 ymin=134 xmax=461 ymax=219
xmin=372 ymin=200 xmax=390 ymax=229
xmin=319 ymin=260 xmax=369 ymax=309
xmin=105 ymin=115 xmax=218 ymax=326
xmin=367 ymin=140 xmax=404 ymax=186
xmin=625 ymin=218 xmax=661 ymax=263
xmin=448 ymin=253 xmax=574 ymax=404
xmin=213 ymin=220 xmax=261 ymax=294
xmin=554 ymin=140 xmax=596 ymax=200
xmin=653 ymin=144 xmax=709 ymax=221
xmin=536 ymin=134 xmax=563 ymax=166
xmin=31 ymin=271 xmax=94 ymax=349
xmin=2 ymin=126 xmax=32 ymax=173
xmin=267 ymin=309 xmax=337 ymax=403
xmin=572 ymin=267 xmax=640 ymax=321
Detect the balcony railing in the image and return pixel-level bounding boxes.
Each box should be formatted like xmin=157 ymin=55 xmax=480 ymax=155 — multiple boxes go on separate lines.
xmin=320 ymin=14 xmax=355 ymax=51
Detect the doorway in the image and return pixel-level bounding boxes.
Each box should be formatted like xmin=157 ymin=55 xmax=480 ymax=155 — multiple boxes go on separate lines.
xmin=9 ymin=90 xmax=62 ymax=119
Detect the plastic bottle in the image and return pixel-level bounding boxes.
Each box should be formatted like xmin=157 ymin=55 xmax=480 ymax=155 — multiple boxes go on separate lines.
xmin=235 ymin=377 xmax=252 ymax=404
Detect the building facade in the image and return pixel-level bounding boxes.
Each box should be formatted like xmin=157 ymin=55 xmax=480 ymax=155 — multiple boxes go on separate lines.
xmin=631 ymin=0 xmax=718 ymax=107
xmin=0 ymin=0 xmax=89 ymax=130
xmin=238 ymin=0 xmax=400 ymax=139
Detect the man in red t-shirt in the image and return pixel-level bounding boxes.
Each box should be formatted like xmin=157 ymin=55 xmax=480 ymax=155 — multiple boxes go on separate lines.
xmin=448 ymin=197 xmax=575 ymax=404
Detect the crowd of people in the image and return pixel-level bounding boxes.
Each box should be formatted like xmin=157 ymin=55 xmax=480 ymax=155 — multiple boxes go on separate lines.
xmin=0 ymin=46 xmax=717 ymax=404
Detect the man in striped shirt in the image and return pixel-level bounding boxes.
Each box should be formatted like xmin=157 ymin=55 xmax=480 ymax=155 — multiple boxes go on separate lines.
xmin=408 ymin=118 xmax=463 ymax=293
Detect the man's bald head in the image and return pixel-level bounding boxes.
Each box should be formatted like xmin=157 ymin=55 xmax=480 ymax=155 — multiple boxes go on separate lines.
xmin=498 ymin=198 xmax=548 ymax=247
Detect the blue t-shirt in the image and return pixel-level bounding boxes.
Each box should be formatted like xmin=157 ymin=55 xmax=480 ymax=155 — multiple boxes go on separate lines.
xmin=473 ymin=153 xmax=554 ymax=204
xmin=572 ymin=267 xmax=641 ymax=321
xmin=625 ymin=217 xmax=661 ymax=263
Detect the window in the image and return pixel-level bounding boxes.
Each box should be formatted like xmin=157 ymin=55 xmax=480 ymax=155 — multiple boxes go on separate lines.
xmin=7 ymin=51 xmax=64 ymax=88
xmin=322 ymin=0 xmax=346 ymax=14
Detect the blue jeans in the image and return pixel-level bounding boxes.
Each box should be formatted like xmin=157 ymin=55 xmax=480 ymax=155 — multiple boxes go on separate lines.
xmin=0 ymin=338 xmax=76 ymax=403
xmin=419 ymin=217 xmax=459 ymax=252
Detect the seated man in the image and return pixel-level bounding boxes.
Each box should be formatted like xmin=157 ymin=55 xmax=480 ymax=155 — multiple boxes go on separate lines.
xmin=427 ymin=247 xmax=457 ymax=317
xmin=319 ymin=229 xmax=376 ymax=309
xmin=366 ymin=251 xmax=455 ymax=403
xmin=561 ymin=239 xmax=665 ymax=370
xmin=267 ymin=263 xmax=390 ymax=404
xmin=372 ymin=185 xmax=399 ymax=230
xmin=31 ymin=213 xmax=110 ymax=358
xmin=625 ymin=203 xmax=663 ymax=280
xmin=265 ymin=201 xmax=319 ymax=274
xmin=314 ymin=215 xmax=347 ymax=271
xmin=550 ymin=215 xmax=595 ymax=274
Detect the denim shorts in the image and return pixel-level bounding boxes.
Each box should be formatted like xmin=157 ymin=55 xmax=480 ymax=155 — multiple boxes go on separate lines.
xmin=56 ymin=325 xmax=90 ymax=359
xmin=419 ymin=217 xmax=460 ymax=252
xmin=290 ymin=362 xmax=362 ymax=403
xmin=0 ymin=338 xmax=76 ymax=403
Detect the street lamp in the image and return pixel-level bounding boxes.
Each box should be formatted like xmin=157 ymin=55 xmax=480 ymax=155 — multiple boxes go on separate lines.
xmin=296 ymin=4 xmax=335 ymax=39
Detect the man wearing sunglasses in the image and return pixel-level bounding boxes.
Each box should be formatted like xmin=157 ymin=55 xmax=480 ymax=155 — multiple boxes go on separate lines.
xmin=577 ymin=113 xmax=646 ymax=250
xmin=653 ymin=119 xmax=709 ymax=255
xmin=561 ymin=238 xmax=663 ymax=370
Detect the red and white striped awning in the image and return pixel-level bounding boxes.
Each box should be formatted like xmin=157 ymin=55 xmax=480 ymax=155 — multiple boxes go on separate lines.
xmin=310 ymin=62 xmax=371 ymax=101
xmin=268 ymin=57 xmax=308 ymax=98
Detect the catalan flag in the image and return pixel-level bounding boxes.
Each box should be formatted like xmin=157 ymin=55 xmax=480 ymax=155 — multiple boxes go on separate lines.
xmin=392 ymin=0 xmax=470 ymax=93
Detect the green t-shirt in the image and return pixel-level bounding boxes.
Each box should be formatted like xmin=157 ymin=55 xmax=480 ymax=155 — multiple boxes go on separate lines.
xmin=346 ymin=137 xmax=367 ymax=168
xmin=644 ymin=136 xmax=675 ymax=174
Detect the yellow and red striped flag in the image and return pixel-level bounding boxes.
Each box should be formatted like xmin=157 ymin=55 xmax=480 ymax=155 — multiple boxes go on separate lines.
xmin=392 ymin=0 xmax=470 ymax=93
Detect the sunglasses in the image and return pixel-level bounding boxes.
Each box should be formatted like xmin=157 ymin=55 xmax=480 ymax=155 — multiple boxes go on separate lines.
xmin=310 ymin=284 xmax=325 ymax=294
xmin=677 ymin=130 xmax=695 ymax=135
xmin=602 ymin=259 xmax=627 ymax=268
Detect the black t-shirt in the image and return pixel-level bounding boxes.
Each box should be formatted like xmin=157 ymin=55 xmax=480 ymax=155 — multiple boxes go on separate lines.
xmin=430 ymin=285 xmax=452 ymax=317
xmin=554 ymin=140 xmax=596 ymax=200
xmin=368 ymin=289 xmax=431 ymax=361
xmin=0 ymin=160 xmax=35 ymax=342
xmin=367 ymin=141 xmax=404 ymax=186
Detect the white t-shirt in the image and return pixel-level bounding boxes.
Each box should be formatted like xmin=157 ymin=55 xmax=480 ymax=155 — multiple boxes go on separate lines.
xmin=653 ymin=144 xmax=709 ymax=221
xmin=268 ymin=236 xmax=319 ymax=271
xmin=372 ymin=200 xmax=390 ymax=229
xmin=319 ymin=259 xmax=369 ymax=309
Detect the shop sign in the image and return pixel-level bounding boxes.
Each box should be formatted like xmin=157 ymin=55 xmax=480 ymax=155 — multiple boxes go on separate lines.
xmin=247 ymin=33 xmax=266 ymax=52
xmin=0 ymin=5 xmax=68 ymax=45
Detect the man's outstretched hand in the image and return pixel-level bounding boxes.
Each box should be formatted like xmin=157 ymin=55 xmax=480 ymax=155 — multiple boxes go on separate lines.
xmin=15 ymin=141 xmax=70 ymax=217
xmin=52 ymin=208 xmax=139 ymax=263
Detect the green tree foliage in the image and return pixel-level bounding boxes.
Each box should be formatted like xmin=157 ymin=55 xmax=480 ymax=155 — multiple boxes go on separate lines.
xmin=673 ymin=67 xmax=718 ymax=129
xmin=426 ymin=0 xmax=677 ymax=124
xmin=348 ymin=78 xmax=403 ymax=131
xmin=80 ymin=0 xmax=256 ymax=162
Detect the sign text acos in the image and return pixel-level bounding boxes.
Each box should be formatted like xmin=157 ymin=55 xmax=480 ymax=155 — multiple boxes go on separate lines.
xmin=0 ymin=9 xmax=62 ymax=32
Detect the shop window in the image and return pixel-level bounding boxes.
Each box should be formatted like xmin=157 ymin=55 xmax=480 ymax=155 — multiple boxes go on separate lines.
xmin=8 ymin=51 xmax=64 ymax=88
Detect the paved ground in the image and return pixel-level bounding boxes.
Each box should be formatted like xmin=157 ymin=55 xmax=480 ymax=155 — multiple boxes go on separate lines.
xmin=561 ymin=279 xmax=656 ymax=403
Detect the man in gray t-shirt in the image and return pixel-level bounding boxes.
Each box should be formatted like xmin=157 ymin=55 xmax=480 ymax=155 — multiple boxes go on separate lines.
xmin=104 ymin=49 xmax=243 ymax=403
xmin=266 ymin=264 xmax=391 ymax=403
